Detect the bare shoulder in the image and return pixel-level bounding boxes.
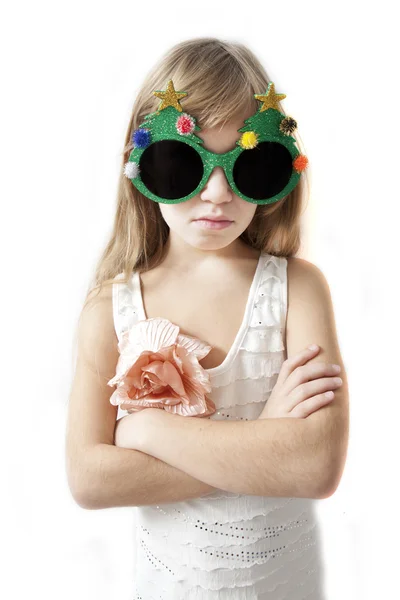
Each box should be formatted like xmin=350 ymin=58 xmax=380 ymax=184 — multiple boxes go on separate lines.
xmin=285 ymin=256 xmax=337 ymax=351
xmin=286 ymin=256 xmax=330 ymax=292
xmin=77 ymin=282 xmax=119 ymax=376
xmin=66 ymin=282 xmax=120 ymax=505
xmin=285 ymin=256 xmax=335 ymax=326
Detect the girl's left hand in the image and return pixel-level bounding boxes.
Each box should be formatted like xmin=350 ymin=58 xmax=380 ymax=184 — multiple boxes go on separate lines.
xmin=114 ymin=409 xmax=159 ymax=450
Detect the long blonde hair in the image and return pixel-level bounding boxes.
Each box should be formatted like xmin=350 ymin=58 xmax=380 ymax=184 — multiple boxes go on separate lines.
xmin=85 ymin=37 xmax=309 ymax=305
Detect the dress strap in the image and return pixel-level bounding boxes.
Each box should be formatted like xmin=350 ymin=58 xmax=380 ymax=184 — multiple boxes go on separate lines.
xmin=249 ymin=254 xmax=287 ymax=356
xmin=248 ymin=254 xmax=287 ymax=332
xmin=112 ymin=272 xmax=140 ymax=344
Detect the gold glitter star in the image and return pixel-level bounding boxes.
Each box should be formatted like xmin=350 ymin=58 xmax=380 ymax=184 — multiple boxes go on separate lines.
xmin=254 ymin=82 xmax=286 ymax=112
xmin=152 ymin=79 xmax=188 ymax=113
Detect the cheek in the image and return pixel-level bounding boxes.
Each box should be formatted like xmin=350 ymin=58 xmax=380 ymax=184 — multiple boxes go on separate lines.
xmin=158 ymin=204 xmax=189 ymax=226
xmin=242 ymin=202 xmax=258 ymax=223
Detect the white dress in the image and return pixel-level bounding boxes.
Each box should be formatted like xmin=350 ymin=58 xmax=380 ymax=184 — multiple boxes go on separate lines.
xmin=112 ymin=252 xmax=327 ymax=599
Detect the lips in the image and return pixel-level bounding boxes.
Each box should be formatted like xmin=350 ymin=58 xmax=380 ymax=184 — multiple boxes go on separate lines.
xmin=195 ymin=217 xmax=232 ymax=222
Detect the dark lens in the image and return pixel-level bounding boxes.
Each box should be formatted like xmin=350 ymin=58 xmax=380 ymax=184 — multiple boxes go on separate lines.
xmin=233 ymin=141 xmax=293 ymax=200
xmin=139 ymin=140 xmax=203 ymax=200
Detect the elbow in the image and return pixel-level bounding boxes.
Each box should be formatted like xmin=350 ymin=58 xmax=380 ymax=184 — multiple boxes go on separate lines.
xmin=314 ymin=457 xmax=346 ymax=500
xmin=316 ymin=477 xmax=341 ymax=500
xmin=319 ymin=436 xmax=349 ymax=499
xmin=71 ymin=487 xmax=98 ymax=510
xmin=67 ymin=472 xmax=99 ymax=510
xmin=315 ymin=477 xmax=337 ymax=500
xmin=65 ymin=450 xmax=101 ymax=510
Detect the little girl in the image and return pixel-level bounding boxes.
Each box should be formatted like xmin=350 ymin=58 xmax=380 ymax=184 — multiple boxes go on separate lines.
xmin=66 ymin=37 xmax=349 ymax=599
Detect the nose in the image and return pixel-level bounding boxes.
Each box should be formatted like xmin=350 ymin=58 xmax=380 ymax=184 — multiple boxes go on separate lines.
xmin=199 ymin=167 xmax=232 ymax=204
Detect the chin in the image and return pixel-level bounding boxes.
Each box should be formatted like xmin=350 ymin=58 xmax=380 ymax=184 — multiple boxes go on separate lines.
xmin=188 ymin=238 xmax=232 ymax=250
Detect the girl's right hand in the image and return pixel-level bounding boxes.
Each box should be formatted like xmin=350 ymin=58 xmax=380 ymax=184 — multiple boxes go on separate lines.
xmin=258 ymin=345 xmax=342 ymax=419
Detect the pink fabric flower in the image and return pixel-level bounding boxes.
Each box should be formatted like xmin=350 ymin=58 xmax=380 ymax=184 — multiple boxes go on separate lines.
xmin=107 ymin=318 xmax=216 ymax=417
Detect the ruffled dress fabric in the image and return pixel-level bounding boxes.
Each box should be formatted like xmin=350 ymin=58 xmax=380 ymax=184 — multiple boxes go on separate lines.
xmin=112 ymin=253 xmax=327 ymax=600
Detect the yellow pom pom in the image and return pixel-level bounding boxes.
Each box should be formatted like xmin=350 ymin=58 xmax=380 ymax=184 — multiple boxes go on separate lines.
xmin=239 ymin=131 xmax=259 ymax=149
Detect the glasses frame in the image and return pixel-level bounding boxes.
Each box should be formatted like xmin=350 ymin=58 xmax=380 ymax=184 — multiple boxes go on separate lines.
xmin=126 ymin=129 xmax=302 ymax=205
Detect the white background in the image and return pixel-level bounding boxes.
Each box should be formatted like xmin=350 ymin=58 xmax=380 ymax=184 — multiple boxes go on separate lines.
xmin=1 ymin=1 xmax=399 ymax=598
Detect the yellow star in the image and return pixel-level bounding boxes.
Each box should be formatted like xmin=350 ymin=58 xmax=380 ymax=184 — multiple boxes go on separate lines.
xmin=254 ymin=82 xmax=286 ymax=112
xmin=152 ymin=79 xmax=188 ymax=113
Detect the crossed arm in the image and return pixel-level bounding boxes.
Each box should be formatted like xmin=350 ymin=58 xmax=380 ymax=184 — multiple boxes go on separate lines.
xmin=113 ymin=258 xmax=349 ymax=502
xmin=115 ymin=402 xmax=344 ymax=500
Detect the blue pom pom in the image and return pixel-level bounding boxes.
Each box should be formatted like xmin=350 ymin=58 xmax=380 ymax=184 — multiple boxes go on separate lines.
xmin=132 ymin=128 xmax=151 ymax=149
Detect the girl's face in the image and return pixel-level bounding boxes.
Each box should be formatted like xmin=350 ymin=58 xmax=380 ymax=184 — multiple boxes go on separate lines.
xmin=157 ymin=112 xmax=258 ymax=252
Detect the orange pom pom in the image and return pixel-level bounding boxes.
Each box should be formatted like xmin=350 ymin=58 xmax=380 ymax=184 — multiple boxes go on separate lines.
xmin=293 ymin=154 xmax=309 ymax=172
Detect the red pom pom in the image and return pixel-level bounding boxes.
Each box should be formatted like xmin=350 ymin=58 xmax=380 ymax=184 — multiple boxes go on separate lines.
xmin=293 ymin=154 xmax=309 ymax=172
xmin=176 ymin=113 xmax=195 ymax=136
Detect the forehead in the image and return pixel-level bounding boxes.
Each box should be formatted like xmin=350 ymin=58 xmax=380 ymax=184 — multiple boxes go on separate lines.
xmin=195 ymin=105 xmax=255 ymax=154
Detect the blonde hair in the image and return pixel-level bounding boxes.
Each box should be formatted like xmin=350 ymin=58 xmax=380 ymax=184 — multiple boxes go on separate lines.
xmin=84 ymin=37 xmax=309 ymax=305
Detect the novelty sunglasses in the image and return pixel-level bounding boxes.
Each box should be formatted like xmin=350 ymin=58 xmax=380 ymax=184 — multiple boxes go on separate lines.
xmin=124 ymin=80 xmax=308 ymax=205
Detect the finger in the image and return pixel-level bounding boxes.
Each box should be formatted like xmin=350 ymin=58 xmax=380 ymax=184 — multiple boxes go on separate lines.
xmin=277 ymin=345 xmax=320 ymax=385
xmin=300 ymin=376 xmax=342 ymax=403
xmin=284 ymin=376 xmax=341 ymax=412
xmin=290 ymin=392 xmax=335 ymax=419
xmin=286 ymin=376 xmax=341 ymax=412
xmin=285 ymin=362 xmax=341 ymax=396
